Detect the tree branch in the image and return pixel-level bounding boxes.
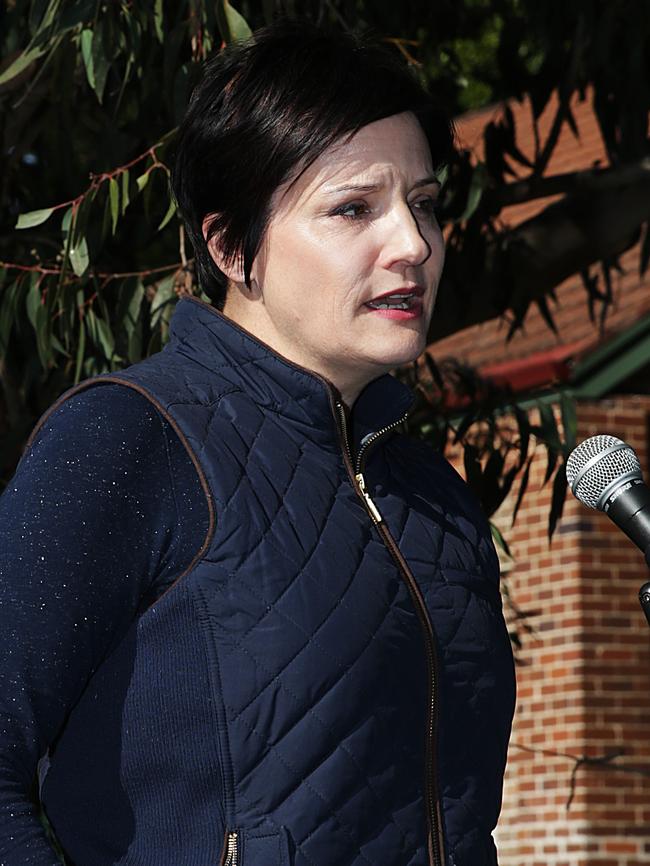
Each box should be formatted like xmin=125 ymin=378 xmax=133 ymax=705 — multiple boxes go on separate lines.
xmin=430 ymin=168 xmax=650 ymax=341
xmin=494 ymin=156 xmax=650 ymax=207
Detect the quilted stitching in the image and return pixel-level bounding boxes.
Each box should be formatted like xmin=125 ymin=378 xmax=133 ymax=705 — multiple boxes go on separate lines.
xmin=105 ymin=299 xmax=514 ymax=866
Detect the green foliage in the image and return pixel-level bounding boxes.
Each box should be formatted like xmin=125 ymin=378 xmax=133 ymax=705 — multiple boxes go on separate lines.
xmin=400 ymin=354 xmax=578 ymax=541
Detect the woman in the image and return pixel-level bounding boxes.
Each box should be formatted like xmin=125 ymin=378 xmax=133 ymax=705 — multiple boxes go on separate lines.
xmin=0 ymin=21 xmax=515 ymax=866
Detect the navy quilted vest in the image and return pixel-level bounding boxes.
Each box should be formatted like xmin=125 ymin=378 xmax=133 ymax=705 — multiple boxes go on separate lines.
xmin=42 ymin=297 xmax=515 ymax=866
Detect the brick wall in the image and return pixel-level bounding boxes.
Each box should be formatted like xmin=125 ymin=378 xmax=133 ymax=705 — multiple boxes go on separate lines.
xmin=455 ymin=394 xmax=650 ymax=866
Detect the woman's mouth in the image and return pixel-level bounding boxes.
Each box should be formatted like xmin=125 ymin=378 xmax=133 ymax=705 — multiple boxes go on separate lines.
xmin=365 ymin=290 xmax=423 ymax=319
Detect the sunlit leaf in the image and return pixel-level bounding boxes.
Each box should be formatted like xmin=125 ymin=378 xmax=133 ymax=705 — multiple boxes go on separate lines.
xmin=109 ymin=178 xmax=120 ymax=234
xmin=69 ymin=236 xmax=89 ymax=276
xmin=81 ymin=28 xmax=95 ymax=91
xmin=0 ymin=44 xmax=48 ymax=86
xmin=15 ymin=207 xmax=54 ymax=229
xmin=121 ymin=170 xmax=130 ymax=216
xmin=61 ymin=205 xmax=73 ymax=235
xmin=217 ymin=0 xmax=252 ymax=43
xmin=154 ymin=0 xmax=164 ymax=42
xmin=136 ymin=171 xmax=150 ymax=193
xmin=157 ymin=197 xmax=177 ymax=231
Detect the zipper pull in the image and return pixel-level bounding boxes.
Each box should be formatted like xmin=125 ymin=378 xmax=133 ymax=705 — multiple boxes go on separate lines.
xmin=355 ymin=472 xmax=383 ymax=524
xmin=224 ymin=830 xmax=238 ymax=866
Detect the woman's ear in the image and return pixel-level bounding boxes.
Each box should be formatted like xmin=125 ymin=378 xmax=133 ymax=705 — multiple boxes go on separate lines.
xmin=202 ymin=214 xmax=246 ymax=285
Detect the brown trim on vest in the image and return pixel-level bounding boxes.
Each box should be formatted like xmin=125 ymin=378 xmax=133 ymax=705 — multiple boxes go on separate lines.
xmin=23 ymin=376 xmax=216 ymax=587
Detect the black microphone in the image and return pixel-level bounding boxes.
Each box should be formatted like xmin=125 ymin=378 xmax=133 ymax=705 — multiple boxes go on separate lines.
xmin=566 ymin=435 xmax=650 ymax=625
xmin=566 ymin=435 xmax=650 ymax=559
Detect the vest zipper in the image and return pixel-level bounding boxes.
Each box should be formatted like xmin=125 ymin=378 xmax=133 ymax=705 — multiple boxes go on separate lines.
xmin=354 ymin=411 xmax=411 ymax=476
xmin=334 ymin=400 xmax=445 ymax=866
xmin=221 ymin=830 xmax=238 ymax=866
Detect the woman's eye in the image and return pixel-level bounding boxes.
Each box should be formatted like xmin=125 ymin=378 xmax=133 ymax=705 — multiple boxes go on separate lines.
xmin=332 ymin=201 xmax=370 ymax=220
xmin=412 ymin=197 xmax=439 ymax=218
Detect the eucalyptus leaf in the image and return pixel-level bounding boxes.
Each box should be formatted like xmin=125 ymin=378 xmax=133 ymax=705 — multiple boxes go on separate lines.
xmin=150 ymin=275 xmax=176 ymax=329
xmin=123 ymin=279 xmax=145 ymax=337
xmin=81 ymin=28 xmax=95 ymax=91
xmin=50 ymin=332 xmax=66 ymax=357
xmin=217 ymin=0 xmax=252 ymax=43
xmin=35 ymin=303 xmax=52 ymax=369
xmin=94 ymin=315 xmax=115 ymax=362
xmin=157 ymin=197 xmax=177 ymax=231
xmin=91 ymin=19 xmax=110 ymax=102
xmin=127 ymin=326 xmax=142 ymax=362
xmin=61 ymin=205 xmax=74 ymax=236
xmin=26 ymin=276 xmax=42 ymax=329
xmin=0 ymin=44 xmax=48 ymax=86
xmin=136 ymin=171 xmax=150 ymax=193
xmin=69 ymin=236 xmax=90 ymax=277
xmin=109 ymin=178 xmax=120 ymax=235
xmin=16 ymin=207 xmax=54 ymax=229
xmin=72 ymin=191 xmax=95 ymax=249
xmin=29 ymin=0 xmax=55 ymax=36
xmin=74 ymin=317 xmax=86 ymax=384
xmin=121 ymin=170 xmax=130 ymax=216
xmin=154 ymin=0 xmax=164 ymax=43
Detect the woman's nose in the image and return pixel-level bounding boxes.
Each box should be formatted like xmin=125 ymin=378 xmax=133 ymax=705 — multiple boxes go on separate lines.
xmin=382 ymin=204 xmax=432 ymax=268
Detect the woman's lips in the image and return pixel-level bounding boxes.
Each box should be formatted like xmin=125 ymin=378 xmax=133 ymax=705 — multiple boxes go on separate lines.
xmin=364 ymin=286 xmax=425 ymax=320
xmin=364 ymin=297 xmax=423 ymax=320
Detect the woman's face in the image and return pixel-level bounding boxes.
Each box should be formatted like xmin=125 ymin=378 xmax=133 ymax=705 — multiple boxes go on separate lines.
xmin=224 ymin=111 xmax=445 ymax=404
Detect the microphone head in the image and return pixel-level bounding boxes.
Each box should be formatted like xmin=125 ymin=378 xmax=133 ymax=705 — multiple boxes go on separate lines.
xmin=566 ymin=434 xmax=643 ymax=510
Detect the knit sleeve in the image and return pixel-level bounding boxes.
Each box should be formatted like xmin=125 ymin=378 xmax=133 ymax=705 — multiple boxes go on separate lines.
xmin=0 ymin=383 xmax=209 ymax=865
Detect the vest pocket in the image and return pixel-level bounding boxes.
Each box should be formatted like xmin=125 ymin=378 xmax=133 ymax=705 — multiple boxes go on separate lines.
xmin=221 ymin=826 xmax=291 ymax=866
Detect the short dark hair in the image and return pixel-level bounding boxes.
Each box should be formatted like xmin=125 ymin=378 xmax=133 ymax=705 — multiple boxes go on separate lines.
xmin=171 ymin=20 xmax=455 ymax=308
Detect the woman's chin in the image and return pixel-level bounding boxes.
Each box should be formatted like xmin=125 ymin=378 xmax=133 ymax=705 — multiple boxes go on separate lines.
xmin=370 ymin=331 xmax=427 ymax=369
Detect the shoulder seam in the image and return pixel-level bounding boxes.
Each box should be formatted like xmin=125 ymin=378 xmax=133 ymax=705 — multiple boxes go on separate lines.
xmin=25 ymin=377 xmax=216 ymax=588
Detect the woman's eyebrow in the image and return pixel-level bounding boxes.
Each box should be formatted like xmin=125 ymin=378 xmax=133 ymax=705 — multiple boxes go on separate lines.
xmin=322 ymin=182 xmax=382 ymax=196
xmin=323 ymin=175 xmax=440 ymax=196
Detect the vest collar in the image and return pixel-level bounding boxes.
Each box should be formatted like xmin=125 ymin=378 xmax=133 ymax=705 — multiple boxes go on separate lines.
xmin=168 ymin=297 xmax=415 ymax=457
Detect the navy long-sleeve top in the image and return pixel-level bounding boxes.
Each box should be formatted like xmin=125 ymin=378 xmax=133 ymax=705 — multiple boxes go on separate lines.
xmin=0 ymin=385 xmax=209 ymax=864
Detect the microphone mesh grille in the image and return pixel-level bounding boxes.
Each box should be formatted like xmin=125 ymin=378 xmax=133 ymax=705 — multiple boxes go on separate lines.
xmin=565 ymin=435 xmax=642 ymax=509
